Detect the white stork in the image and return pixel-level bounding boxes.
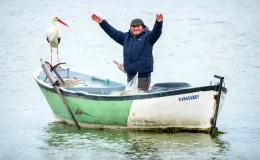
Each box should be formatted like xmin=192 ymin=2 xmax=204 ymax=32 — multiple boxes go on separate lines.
xmin=46 ymin=16 xmax=69 ymax=67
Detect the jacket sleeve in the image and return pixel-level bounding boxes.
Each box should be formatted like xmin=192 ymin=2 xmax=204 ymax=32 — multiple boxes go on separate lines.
xmin=99 ymin=20 xmax=125 ymax=46
xmin=149 ymin=21 xmax=163 ymax=45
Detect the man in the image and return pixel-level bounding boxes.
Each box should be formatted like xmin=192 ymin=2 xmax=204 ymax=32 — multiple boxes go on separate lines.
xmin=91 ymin=13 xmax=163 ymax=91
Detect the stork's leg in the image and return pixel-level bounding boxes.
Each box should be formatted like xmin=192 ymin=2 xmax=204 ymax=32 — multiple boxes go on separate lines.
xmin=50 ymin=46 xmax=53 ymax=66
xmin=57 ymin=47 xmax=59 ymax=63
xmin=57 ymin=47 xmax=63 ymax=69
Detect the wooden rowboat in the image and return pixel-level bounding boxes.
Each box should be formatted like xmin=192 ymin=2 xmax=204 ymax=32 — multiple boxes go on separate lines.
xmin=34 ymin=59 xmax=227 ymax=134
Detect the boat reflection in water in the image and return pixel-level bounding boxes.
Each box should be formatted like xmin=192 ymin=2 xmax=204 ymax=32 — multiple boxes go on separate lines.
xmin=40 ymin=122 xmax=230 ymax=159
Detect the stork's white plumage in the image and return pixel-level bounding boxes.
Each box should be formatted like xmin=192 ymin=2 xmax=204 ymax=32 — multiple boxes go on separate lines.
xmin=46 ymin=16 xmax=69 ymax=67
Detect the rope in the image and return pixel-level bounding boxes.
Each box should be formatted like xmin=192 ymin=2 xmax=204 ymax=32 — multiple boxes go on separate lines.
xmin=59 ymin=79 xmax=85 ymax=87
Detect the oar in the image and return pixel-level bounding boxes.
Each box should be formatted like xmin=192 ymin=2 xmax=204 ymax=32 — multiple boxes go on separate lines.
xmin=40 ymin=59 xmax=81 ymax=130
xmin=113 ymin=60 xmax=127 ymax=74
xmin=45 ymin=61 xmax=66 ymax=83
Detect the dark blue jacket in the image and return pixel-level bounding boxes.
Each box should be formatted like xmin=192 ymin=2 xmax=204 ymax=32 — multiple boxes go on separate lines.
xmin=99 ymin=20 xmax=163 ymax=77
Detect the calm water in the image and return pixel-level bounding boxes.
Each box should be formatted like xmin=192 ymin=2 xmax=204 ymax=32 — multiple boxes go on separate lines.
xmin=0 ymin=0 xmax=260 ymax=159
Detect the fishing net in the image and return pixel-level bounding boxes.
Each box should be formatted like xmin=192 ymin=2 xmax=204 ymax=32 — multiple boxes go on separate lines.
xmin=125 ymin=72 xmax=138 ymax=92
xmin=59 ymin=79 xmax=85 ymax=87
xmin=44 ymin=74 xmax=85 ymax=87
xmin=112 ymin=73 xmax=145 ymax=95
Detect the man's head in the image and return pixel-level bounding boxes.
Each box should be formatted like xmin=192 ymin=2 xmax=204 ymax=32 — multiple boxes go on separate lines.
xmin=130 ymin=18 xmax=145 ymax=36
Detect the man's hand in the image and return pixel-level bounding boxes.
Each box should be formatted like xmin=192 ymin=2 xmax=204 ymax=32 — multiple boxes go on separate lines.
xmin=113 ymin=61 xmax=127 ymax=74
xmin=156 ymin=14 xmax=163 ymax=22
xmin=91 ymin=14 xmax=103 ymax=23
xmin=119 ymin=63 xmax=124 ymax=70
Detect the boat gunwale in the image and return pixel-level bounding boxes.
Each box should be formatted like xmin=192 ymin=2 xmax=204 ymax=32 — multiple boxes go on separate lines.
xmin=34 ymin=68 xmax=228 ymax=101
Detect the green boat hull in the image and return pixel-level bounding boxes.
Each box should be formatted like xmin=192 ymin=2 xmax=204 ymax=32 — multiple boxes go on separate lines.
xmin=40 ymin=88 xmax=133 ymax=126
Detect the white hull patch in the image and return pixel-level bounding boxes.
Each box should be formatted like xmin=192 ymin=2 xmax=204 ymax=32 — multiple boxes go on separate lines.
xmin=127 ymin=91 xmax=217 ymax=129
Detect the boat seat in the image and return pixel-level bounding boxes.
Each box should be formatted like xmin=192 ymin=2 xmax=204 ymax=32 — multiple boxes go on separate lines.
xmin=149 ymin=82 xmax=191 ymax=93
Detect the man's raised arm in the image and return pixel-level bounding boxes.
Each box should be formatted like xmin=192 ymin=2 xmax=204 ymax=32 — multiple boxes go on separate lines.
xmin=149 ymin=14 xmax=163 ymax=45
xmin=92 ymin=14 xmax=125 ymax=46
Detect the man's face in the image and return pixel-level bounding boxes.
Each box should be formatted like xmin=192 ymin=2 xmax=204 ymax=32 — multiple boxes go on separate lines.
xmin=131 ymin=25 xmax=144 ymax=36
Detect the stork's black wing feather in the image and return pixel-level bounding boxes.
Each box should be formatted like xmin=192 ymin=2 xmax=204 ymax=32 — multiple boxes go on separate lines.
xmin=46 ymin=38 xmax=49 ymax=43
xmin=58 ymin=37 xmax=61 ymax=44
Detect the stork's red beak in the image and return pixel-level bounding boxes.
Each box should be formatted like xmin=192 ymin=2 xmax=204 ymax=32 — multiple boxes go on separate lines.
xmin=57 ymin=18 xmax=69 ymax=27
